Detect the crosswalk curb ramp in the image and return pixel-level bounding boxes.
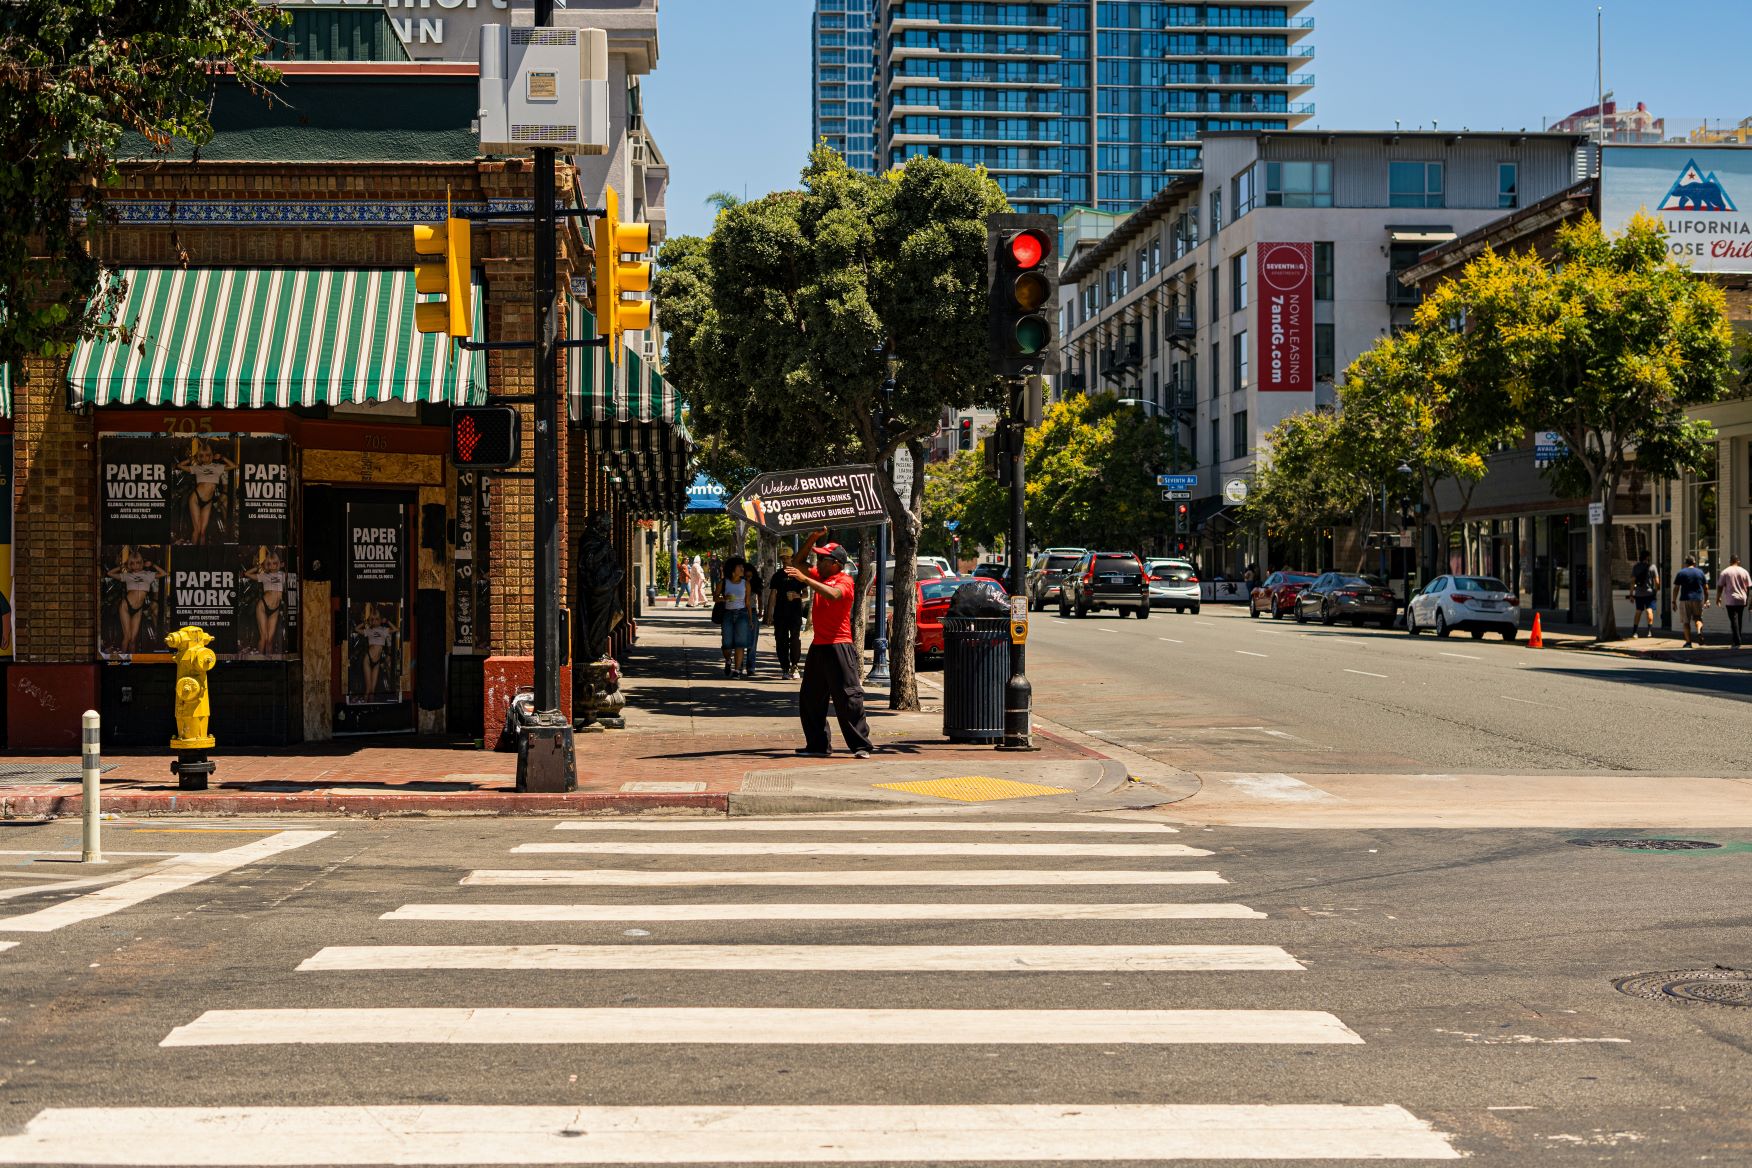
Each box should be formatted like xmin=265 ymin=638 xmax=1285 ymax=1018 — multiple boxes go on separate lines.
xmin=0 ymin=815 xmax=1463 ymax=1164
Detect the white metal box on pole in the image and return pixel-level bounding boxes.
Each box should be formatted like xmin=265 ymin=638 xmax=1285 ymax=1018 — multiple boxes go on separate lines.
xmin=478 ymin=25 xmax=609 ymax=155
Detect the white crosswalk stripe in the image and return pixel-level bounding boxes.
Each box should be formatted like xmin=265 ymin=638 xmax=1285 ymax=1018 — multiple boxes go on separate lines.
xmin=6 ymin=814 xmax=1462 ymax=1163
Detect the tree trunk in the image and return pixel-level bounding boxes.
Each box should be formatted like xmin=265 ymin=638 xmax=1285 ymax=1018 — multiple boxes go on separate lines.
xmin=885 ymin=437 xmax=929 ymax=712
xmin=852 ymin=528 xmax=875 ymax=666
xmin=1591 ymin=470 xmax=1618 ymax=641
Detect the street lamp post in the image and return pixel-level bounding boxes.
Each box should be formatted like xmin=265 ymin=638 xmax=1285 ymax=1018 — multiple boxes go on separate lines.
xmin=867 ymin=364 xmax=896 ymax=687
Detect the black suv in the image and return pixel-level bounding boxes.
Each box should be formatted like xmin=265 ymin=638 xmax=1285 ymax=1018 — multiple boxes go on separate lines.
xmin=1060 ymin=552 xmax=1150 ymax=619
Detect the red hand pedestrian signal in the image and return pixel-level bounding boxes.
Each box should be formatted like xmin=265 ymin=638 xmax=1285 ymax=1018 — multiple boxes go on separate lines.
xmin=450 ymin=406 xmax=520 ymax=469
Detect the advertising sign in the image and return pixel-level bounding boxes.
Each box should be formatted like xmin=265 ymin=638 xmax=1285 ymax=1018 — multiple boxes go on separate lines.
xmin=1256 ymin=242 xmax=1313 ymax=392
xmin=452 ymin=469 xmax=489 ymax=653
xmin=685 ymin=474 xmax=728 ymax=514
xmin=727 ymin=465 xmax=897 ymax=536
xmin=1602 ymin=146 xmax=1752 ymax=273
xmin=344 ymin=500 xmax=406 ymax=705
xmin=269 ymin=0 xmax=508 ymax=62
xmin=1534 ymin=431 xmax=1569 ymax=469
xmin=98 ymin=433 xmax=297 ymax=662
xmin=0 ymin=435 xmax=12 ymax=659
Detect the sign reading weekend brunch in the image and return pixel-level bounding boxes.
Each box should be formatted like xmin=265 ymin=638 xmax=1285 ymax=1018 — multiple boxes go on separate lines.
xmin=726 ymin=464 xmax=896 ymax=536
xmin=97 ymin=433 xmax=298 ymax=662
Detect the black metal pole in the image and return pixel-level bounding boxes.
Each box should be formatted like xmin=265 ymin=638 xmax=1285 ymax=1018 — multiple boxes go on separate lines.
xmin=999 ymin=383 xmax=1035 ymax=752
xmin=867 ymin=370 xmax=894 ymax=686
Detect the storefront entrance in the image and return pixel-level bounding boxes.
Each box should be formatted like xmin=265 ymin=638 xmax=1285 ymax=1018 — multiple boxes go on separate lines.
xmin=329 ymin=488 xmax=416 ymax=736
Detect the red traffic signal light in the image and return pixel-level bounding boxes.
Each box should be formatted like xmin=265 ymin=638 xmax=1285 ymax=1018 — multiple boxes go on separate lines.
xmin=1009 ymin=230 xmax=1045 ymax=269
xmin=451 ymin=405 xmax=521 ymax=469
xmin=1175 ymin=503 xmax=1189 ymax=518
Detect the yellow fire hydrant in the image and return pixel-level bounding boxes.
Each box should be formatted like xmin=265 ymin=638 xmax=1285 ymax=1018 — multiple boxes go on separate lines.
xmin=165 ymin=625 xmax=217 ymax=789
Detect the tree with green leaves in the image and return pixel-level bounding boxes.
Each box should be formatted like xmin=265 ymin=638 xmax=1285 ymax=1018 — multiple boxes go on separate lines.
xmin=0 ymin=0 xmax=284 ymax=367
xmin=920 ymin=450 xmax=1005 ymax=559
xmin=1421 ymin=213 xmax=1736 ymax=639
xmin=653 ymin=146 xmax=1007 ymax=709
xmin=1240 ymin=407 xmax=1361 ymax=566
xmin=1023 ymin=394 xmax=1178 ymax=551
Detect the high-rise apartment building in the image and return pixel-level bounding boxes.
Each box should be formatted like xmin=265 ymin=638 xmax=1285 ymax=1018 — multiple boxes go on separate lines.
xmin=877 ymin=1 xmax=1315 ymax=219
xmin=813 ymin=0 xmax=879 ymax=174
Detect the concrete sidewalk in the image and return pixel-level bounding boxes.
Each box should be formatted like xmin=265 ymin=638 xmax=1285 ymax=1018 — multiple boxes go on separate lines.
xmin=0 ymin=610 xmax=1171 ymax=818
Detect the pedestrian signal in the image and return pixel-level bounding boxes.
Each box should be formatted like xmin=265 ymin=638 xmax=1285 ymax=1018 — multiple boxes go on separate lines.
xmin=451 ymin=406 xmax=521 ymax=469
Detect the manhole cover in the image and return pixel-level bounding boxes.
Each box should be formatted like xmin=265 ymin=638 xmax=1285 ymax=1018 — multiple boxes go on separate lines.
xmin=1567 ymin=838 xmax=1722 ymax=851
xmin=1614 ymin=969 xmax=1752 ymax=1007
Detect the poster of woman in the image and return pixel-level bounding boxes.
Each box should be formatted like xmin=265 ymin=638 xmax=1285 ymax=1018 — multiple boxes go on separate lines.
xmin=100 ymin=544 xmax=168 ymax=658
xmin=172 ymin=435 xmax=237 ymax=545
xmin=237 ymin=545 xmax=293 ymax=657
xmin=346 ymin=600 xmax=402 ymax=704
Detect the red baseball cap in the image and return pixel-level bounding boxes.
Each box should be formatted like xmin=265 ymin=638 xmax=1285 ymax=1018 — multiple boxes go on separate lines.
xmin=812 ymin=541 xmax=849 ymax=562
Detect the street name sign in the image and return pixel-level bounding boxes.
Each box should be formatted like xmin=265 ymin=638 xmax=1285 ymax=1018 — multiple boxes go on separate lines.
xmin=1156 ymin=474 xmax=1198 ymax=489
xmin=727 ymin=464 xmax=898 ymax=536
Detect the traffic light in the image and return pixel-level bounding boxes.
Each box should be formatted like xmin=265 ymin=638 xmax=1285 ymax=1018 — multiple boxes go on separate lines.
xmin=412 ymin=215 xmax=473 ymax=337
xmin=1173 ymin=537 xmax=1191 ymax=556
xmin=593 ymin=185 xmax=652 ymax=361
xmin=1174 ymin=502 xmax=1190 ymax=535
xmin=986 ymin=213 xmax=1058 ymax=378
xmin=982 ymin=430 xmax=1013 ymax=488
xmin=450 ymin=405 xmax=521 ymax=469
xmin=958 ymin=417 xmax=973 ymax=451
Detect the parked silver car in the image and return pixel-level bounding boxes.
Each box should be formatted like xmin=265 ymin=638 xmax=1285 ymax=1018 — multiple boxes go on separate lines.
xmin=1027 ymin=548 xmax=1086 ymax=611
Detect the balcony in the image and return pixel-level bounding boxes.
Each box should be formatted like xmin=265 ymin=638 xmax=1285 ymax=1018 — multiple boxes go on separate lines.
xmin=1166 ymin=313 xmax=1196 ymax=350
xmin=1168 ymin=378 xmax=1198 ymax=416
xmin=1386 ymin=272 xmax=1424 ymax=307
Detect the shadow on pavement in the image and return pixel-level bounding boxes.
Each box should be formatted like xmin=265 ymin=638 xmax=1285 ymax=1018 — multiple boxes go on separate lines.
xmin=1518 ymin=664 xmax=1752 ymax=702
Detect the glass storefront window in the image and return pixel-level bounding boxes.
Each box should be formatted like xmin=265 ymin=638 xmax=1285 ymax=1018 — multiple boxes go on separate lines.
xmin=1689 ymin=446 xmax=1719 ymax=575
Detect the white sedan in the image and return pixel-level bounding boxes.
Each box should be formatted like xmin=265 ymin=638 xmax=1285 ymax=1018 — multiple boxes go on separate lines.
xmin=1404 ymin=575 xmax=1521 ymax=640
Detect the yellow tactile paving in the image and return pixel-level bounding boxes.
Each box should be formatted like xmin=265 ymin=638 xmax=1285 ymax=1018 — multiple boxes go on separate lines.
xmin=872 ymin=775 xmax=1074 ymax=803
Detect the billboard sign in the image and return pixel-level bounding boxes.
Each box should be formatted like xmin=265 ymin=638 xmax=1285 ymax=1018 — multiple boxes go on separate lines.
xmin=1256 ymin=243 xmax=1313 ymax=391
xmin=727 ymin=465 xmax=898 ymax=536
xmin=1602 ymin=146 xmax=1752 ymax=273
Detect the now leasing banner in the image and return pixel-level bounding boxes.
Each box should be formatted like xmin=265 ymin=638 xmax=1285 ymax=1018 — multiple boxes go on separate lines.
xmin=727 ymin=465 xmax=898 ymax=536
xmin=1257 ymin=242 xmax=1313 ymax=392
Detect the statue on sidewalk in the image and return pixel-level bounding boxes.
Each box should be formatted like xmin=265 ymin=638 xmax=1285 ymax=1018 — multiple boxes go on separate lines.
xmin=574 ymin=510 xmax=627 ymax=731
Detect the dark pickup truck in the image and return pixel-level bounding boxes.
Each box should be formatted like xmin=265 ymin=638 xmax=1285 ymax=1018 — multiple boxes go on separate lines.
xmin=1060 ymin=551 xmax=1151 ymax=619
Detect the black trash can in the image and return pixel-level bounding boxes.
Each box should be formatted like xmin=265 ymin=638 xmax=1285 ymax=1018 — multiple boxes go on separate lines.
xmin=941 ymin=616 xmax=1011 ymax=743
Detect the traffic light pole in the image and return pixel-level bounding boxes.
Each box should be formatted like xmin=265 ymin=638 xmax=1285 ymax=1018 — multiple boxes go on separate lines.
xmin=515 ymin=0 xmax=577 ymax=791
xmin=998 ymin=385 xmax=1035 ymax=753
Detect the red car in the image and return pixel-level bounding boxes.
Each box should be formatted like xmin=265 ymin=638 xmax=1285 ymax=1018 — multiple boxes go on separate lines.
xmin=1249 ymin=571 xmax=1319 ymax=619
xmin=914 ymin=576 xmax=1007 ymax=665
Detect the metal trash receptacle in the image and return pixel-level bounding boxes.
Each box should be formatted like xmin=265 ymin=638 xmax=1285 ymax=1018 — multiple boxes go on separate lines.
xmin=941 ymin=616 xmax=1011 ymax=743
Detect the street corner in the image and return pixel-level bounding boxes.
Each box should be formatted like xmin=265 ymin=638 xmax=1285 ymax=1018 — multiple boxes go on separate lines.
xmin=728 ymin=756 xmax=1137 ymax=816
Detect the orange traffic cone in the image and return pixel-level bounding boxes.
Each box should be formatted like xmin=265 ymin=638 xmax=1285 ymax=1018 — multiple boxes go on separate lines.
xmin=1529 ymin=613 xmax=1544 ymax=648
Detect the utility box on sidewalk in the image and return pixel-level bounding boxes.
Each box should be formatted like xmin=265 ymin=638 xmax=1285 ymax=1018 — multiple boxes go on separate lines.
xmin=941 ymin=616 xmax=1010 ymax=743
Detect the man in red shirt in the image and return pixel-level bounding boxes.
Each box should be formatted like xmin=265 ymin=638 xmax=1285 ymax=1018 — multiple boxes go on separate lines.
xmin=784 ymin=527 xmax=874 ymax=758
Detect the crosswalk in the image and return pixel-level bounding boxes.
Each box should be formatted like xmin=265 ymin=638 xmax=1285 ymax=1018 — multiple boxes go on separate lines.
xmin=0 ymin=814 xmax=1461 ymax=1164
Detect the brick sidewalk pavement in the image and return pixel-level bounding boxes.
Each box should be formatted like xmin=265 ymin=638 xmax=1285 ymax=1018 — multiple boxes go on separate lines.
xmin=1 ymin=610 xmax=1099 ymax=816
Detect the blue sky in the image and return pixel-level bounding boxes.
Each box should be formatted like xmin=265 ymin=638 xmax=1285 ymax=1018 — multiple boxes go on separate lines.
xmin=641 ymin=0 xmax=1750 ymax=244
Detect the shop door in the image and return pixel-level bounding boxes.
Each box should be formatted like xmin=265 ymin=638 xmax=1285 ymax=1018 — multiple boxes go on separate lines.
xmin=1568 ymin=529 xmax=1592 ymax=623
xmin=333 ymin=490 xmax=416 ymax=735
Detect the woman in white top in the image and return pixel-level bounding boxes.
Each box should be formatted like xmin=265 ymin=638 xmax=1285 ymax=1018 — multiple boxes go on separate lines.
xmin=688 ymin=555 xmax=707 ymax=607
xmin=106 ymin=546 xmax=166 ymax=654
xmin=242 ymin=546 xmax=288 ymax=656
xmin=719 ymin=556 xmax=755 ymax=677
xmin=175 ymin=438 xmax=236 ymax=545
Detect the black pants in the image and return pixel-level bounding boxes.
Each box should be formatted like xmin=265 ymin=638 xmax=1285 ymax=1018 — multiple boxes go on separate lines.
xmin=1728 ymin=604 xmax=1746 ymax=647
xmin=772 ymin=621 xmax=803 ymax=673
xmin=799 ymin=642 xmax=873 ymax=754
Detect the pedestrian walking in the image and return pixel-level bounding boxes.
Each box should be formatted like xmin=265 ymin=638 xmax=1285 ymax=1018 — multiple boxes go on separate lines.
xmin=1672 ymin=555 xmax=1709 ymax=647
xmin=785 ymin=527 xmax=874 ymax=759
xmin=1716 ymin=554 xmax=1750 ymax=649
xmin=1628 ymin=550 xmax=1660 ymax=638
xmin=744 ymin=560 xmax=765 ymax=676
xmin=718 ymin=557 xmax=755 ymax=677
xmin=767 ymin=556 xmax=808 ymax=680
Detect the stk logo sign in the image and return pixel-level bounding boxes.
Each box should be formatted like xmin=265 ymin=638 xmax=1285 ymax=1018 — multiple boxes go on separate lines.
xmin=1660 ymin=159 xmax=1738 ymax=213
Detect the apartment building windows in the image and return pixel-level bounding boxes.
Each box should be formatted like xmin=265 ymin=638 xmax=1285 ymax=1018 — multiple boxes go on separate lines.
xmin=1210 ymin=263 xmax=1221 ymax=321
xmin=1210 ymin=189 xmax=1222 ymax=233
xmin=1315 ymin=322 xmax=1335 ymax=381
xmin=1498 ymin=162 xmax=1519 ymax=208
xmin=1232 ymin=165 xmax=1256 ymax=218
xmin=1233 ymin=329 xmax=1248 ymax=390
xmin=1209 ymin=418 xmax=1220 ymax=467
xmin=1263 ymin=161 xmax=1332 ymax=207
xmin=1231 ymin=251 xmax=1248 ymax=312
xmin=1150 ymin=239 xmax=1161 ymax=273
xmin=1210 ymin=340 xmax=1220 ymax=399
xmin=1389 ymin=161 xmax=1445 ymax=208
xmin=1232 ymin=409 xmax=1249 ymax=458
xmin=1313 ymin=241 xmax=1334 ymax=300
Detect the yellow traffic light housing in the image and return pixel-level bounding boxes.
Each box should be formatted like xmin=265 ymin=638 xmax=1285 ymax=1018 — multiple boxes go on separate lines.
xmin=412 ymin=213 xmax=473 ymax=338
xmin=592 ymin=185 xmax=653 ymax=360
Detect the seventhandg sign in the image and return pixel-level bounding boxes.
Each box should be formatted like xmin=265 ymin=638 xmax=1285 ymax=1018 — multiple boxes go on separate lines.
xmin=727 ymin=465 xmax=898 ymax=536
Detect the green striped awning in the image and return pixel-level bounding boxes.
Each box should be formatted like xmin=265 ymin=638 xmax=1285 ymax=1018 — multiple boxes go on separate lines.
xmin=567 ymin=300 xmax=689 ymax=516
xmin=67 ymin=268 xmax=485 ymax=408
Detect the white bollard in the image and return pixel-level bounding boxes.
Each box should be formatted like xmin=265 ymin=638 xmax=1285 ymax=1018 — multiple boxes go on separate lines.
xmin=81 ymin=709 xmax=103 ymax=864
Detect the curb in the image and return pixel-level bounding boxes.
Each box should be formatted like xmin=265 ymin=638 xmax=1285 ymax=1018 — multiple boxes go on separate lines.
xmin=0 ymin=788 xmax=729 ymax=819
xmin=1544 ymin=640 xmax=1752 ymax=669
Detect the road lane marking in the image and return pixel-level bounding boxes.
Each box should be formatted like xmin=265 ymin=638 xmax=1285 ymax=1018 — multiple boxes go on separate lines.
xmin=0 ymin=942 xmax=16 ymax=953
xmin=1438 ymin=652 xmax=1481 ymax=660
xmin=553 ymin=820 xmax=1181 ymax=835
xmin=464 ymin=869 xmax=1229 ymax=887
xmin=165 ymin=1007 xmax=1355 ymax=1047
xmin=511 ymin=842 xmax=1213 ymax=858
xmin=1158 ymin=637 xmax=1183 ymax=643
xmin=1218 ymin=774 xmax=1341 ymax=804
xmin=0 ymin=1104 xmax=1463 ymax=1163
xmin=296 ymin=944 xmax=1307 ymax=972
xmin=1235 ymin=650 xmax=1268 ymax=658
xmin=1343 ymin=669 xmax=1388 ymax=679
xmin=1501 ymin=696 xmax=1560 ymax=708
xmin=383 ymin=902 xmax=1265 ymax=922
xmin=0 ymin=831 xmax=333 ymax=934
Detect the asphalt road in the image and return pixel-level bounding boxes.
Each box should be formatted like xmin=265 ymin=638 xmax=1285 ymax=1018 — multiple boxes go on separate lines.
xmin=0 ymin=814 xmax=1749 ymax=1165
xmin=1023 ymin=602 xmax=1752 ymax=776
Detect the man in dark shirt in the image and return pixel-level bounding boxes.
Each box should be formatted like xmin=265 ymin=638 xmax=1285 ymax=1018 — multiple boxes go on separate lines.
xmin=1629 ymin=551 xmax=1659 ymax=638
xmin=1672 ymin=555 xmax=1709 ymax=647
xmin=767 ymin=557 xmax=808 ymax=680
